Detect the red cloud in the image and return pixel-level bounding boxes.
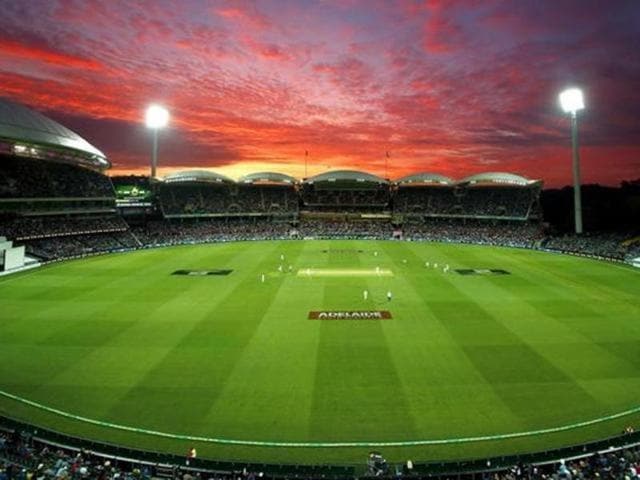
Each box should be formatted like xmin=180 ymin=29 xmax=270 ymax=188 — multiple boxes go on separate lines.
xmin=0 ymin=37 xmax=103 ymax=71
xmin=242 ymin=37 xmax=290 ymax=61
xmin=216 ymin=3 xmax=272 ymax=30
xmin=0 ymin=0 xmax=636 ymax=187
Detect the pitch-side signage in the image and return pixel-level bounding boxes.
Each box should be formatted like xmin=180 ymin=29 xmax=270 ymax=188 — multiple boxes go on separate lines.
xmin=308 ymin=311 xmax=392 ymax=320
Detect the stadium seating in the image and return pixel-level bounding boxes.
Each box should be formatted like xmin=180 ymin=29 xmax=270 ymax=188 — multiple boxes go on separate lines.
xmin=2 ymin=417 xmax=640 ymax=480
xmin=300 ymin=184 xmax=391 ymax=209
xmin=132 ymin=218 xmax=292 ymax=247
xmin=393 ymin=185 xmax=540 ymax=219
xmin=0 ymin=154 xmax=116 ymax=216
xmin=403 ymin=218 xmax=544 ymax=248
xmin=0 ymin=155 xmax=114 ymax=199
xmin=157 ymin=183 xmax=297 ymax=216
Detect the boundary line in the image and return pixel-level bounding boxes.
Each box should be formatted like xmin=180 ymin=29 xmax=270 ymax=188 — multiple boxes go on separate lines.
xmin=1 ymin=389 xmax=640 ymax=448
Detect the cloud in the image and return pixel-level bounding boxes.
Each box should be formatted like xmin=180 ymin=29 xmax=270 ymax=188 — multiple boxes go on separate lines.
xmin=0 ymin=0 xmax=637 ymax=187
xmin=0 ymin=35 xmax=103 ymax=71
xmin=215 ymin=2 xmax=272 ymax=30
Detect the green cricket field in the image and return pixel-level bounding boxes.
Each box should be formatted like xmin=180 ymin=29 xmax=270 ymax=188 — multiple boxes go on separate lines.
xmin=0 ymin=240 xmax=639 ymax=465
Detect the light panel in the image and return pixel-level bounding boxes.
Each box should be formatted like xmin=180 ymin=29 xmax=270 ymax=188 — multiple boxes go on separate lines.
xmin=559 ymin=88 xmax=584 ymax=114
xmin=145 ymin=105 xmax=169 ymax=129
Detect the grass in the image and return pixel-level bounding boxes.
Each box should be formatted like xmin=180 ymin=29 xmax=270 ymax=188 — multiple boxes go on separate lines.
xmin=0 ymin=240 xmax=639 ymax=465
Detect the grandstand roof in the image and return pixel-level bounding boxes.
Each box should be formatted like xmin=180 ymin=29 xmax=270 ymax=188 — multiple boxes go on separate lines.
xmin=238 ymin=171 xmax=297 ymax=184
xmin=0 ymin=98 xmax=109 ymax=169
xmin=459 ymin=172 xmax=541 ymax=186
xmin=305 ymin=170 xmax=388 ymax=184
xmin=395 ymin=172 xmax=454 ymax=185
xmin=163 ymin=170 xmax=235 ymax=184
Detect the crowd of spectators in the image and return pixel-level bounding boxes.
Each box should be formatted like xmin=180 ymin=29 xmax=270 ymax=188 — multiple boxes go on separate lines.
xmin=394 ymin=186 xmax=539 ymax=219
xmin=541 ymin=233 xmax=638 ymax=261
xmin=132 ymin=219 xmax=292 ymax=247
xmin=0 ymin=156 xmax=114 ymax=199
xmin=300 ymin=185 xmax=390 ymax=208
xmin=4 ymin=425 xmax=640 ymax=480
xmin=25 ymin=232 xmax=139 ymax=260
xmin=481 ymin=440 xmax=640 ymax=480
xmin=0 ymin=429 xmax=242 ymax=480
xmin=403 ymin=219 xmax=544 ymax=248
xmin=155 ymin=183 xmax=540 ymax=219
xmin=626 ymin=241 xmax=640 ymax=262
xmin=0 ymin=216 xmax=128 ymax=241
xmin=298 ymin=220 xmax=394 ymax=239
xmin=1 ymin=429 xmax=153 ymax=480
xmin=158 ymin=185 xmax=297 ymax=216
xmin=0 ymin=213 xmax=637 ymax=265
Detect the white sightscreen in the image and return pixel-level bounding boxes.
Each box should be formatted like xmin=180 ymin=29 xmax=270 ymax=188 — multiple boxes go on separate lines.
xmin=3 ymin=246 xmax=25 ymax=271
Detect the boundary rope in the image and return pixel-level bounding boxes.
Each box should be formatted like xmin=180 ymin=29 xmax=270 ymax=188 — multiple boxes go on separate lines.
xmin=1 ymin=389 xmax=639 ymax=448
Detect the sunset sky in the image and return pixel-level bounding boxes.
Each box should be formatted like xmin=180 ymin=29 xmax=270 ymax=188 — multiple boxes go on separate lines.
xmin=1 ymin=0 xmax=638 ymax=186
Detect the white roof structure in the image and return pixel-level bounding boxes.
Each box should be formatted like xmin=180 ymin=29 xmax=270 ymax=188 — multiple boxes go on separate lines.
xmin=162 ymin=170 xmax=235 ymax=184
xmin=238 ymin=172 xmax=297 ymax=184
xmin=459 ymin=172 xmax=541 ymax=186
xmin=0 ymin=98 xmax=108 ymax=169
xmin=305 ymin=170 xmax=388 ymax=184
xmin=395 ymin=173 xmax=454 ymax=185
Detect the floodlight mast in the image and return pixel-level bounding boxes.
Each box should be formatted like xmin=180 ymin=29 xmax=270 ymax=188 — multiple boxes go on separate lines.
xmin=145 ymin=105 xmax=169 ymax=178
xmin=559 ymin=88 xmax=585 ymax=234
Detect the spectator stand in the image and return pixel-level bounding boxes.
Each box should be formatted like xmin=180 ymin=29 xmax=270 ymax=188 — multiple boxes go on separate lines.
xmin=300 ymin=170 xmax=391 ymax=216
xmin=158 ymin=171 xmax=298 ymax=220
xmin=237 ymin=172 xmax=299 ymax=219
xmin=393 ymin=171 xmax=542 ymax=222
xmin=0 ymin=154 xmax=117 ymax=216
xmin=0 ymin=98 xmax=114 ymax=217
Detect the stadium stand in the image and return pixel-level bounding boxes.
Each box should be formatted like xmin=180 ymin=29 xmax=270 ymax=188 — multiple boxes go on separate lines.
xmin=132 ymin=218 xmax=292 ymax=247
xmin=0 ymin=98 xmax=114 ymax=216
xmin=3 ymin=416 xmax=640 ymax=480
xmin=298 ymin=219 xmax=394 ymax=239
xmin=0 ymin=216 xmax=128 ymax=241
xmin=300 ymin=170 xmax=391 ymax=212
xmin=0 ymin=99 xmax=131 ymax=261
xmin=541 ymin=231 xmax=636 ymax=261
xmin=393 ymin=172 xmax=542 ymax=220
xmin=157 ymin=171 xmax=297 ymax=218
xmin=0 ymin=155 xmax=113 ymax=200
xmin=403 ymin=218 xmax=544 ymax=248
xmin=7 ymin=216 xmax=635 ymax=266
xmin=1 ymin=162 xmax=637 ymax=265
xmin=0 ymin=215 xmax=136 ymax=260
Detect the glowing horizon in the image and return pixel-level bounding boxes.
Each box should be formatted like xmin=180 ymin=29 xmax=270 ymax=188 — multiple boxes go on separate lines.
xmin=1 ymin=0 xmax=638 ymax=187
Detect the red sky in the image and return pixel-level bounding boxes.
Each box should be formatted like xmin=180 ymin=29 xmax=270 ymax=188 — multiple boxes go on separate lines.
xmin=1 ymin=0 xmax=638 ymax=186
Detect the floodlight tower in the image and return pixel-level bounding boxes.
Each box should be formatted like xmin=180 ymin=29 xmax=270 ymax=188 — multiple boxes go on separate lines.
xmin=145 ymin=105 xmax=169 ymax=178
xmin=559 ymin=88 xmax=585 ymax=234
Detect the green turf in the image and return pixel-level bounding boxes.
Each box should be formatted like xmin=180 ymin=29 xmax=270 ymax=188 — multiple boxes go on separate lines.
xmin=0 ymin=240 xmax=639 ymax=464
